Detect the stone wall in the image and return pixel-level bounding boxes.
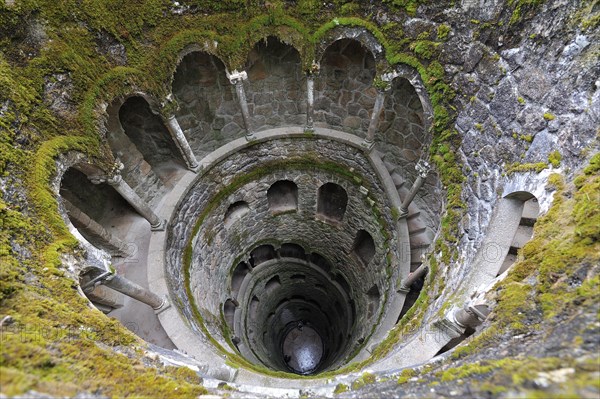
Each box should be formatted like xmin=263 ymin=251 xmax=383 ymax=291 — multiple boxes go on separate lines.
xmin=172 ymin=52 xmax=244 ymax=158
xmin=119 ymin=97 xmax=184 ymax=169
xmin=236 ymin=257 xmax=353 ymax=371
xmin=245 ymin=37 xmax=307 ymax=132
xmin=417 ymin=0 xmax=599 ymax=324
xmin=375 ymin=76 xmax=442 ymax=234
xmin=377 ymin=78 xmax=427 ymax=176
xmin=314 ymin=39 xmax=376 ymax=137
xmin=194 ymin=170 xmax=385 ymax=352
xmin=59 ymin=167 xmax=134 ymax=225
xmin=105 ymin=100 xmax=166 ymax=204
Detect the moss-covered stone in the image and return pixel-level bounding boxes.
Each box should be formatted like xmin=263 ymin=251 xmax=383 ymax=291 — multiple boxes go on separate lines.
xmin=351 ymin=372 xmax=376 ymax=390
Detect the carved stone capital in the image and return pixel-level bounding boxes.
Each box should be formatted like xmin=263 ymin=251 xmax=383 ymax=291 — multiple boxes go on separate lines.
xmin=307 ymin=61 xmax=320 ymax=76
xmin=227 ymin=69 xmax=248 ymax=85
xmin=415 ymin=159 xmax=431 ymax=179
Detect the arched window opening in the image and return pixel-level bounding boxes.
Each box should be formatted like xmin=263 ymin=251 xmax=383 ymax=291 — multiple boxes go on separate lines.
xmin=244 ymin=36 xmax=306 ymax=131
xmin=60 ymin=167 xmax=137 ymax=257
xmin=366 ymin=285 xmax=380 ymax=319
xmin=309 ymin=253 xmax=332 ymax=274
xmin=279 ymin=243 xmax=306 ymax=260
xmin=267 ymin=180 xmax=298 ymax=213
xmin=172 ymin=51 xmax=238 ymax=157
xmin=118 ymin=97 xmax=186 ymax=177
xmin=334 ymin=274 xmax=351 ymax=297
xmin=265 ymin=275 xmax=281 ymax=294
xmin=249 ymin=296 xmax=260 ymax=320
xmin=315 ymin=38 xmax=376 ymax=135
xmin=223 ymin=299 xmax=237 ymax=330
xmin=316 ymin=183 xmax=348 ymax=222
xmin=231 ymin=262 xmax=251 ymax=297
xmin=379 ymin=77 xmax=427 ymax=174
xmin=352 ymin=229 xmax=375 ymax=266
xmin=224 ymin=201 xmax=250 ymax=229
xmin=250 ymin=244 xmax=276 ymax=266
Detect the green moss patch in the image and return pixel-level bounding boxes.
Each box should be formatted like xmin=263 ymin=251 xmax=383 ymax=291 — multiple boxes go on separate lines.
xmin=452 ymin=154 xmax=600 ymax=360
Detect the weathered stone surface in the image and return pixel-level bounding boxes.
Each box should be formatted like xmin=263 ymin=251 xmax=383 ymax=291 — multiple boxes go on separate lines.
xmin=314 ymin=38 xmax=376 ymax=137
xmin=43 ymin=73 xmax=76 ymax=119
xmin=489 ymin=78 xmax=519 ymax=128
xmin=463 ymin=42 xmax=485 ymax=73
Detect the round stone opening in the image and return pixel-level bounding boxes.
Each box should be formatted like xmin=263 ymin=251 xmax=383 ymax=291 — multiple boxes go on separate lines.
xmin=234 ymin=252 xmax=355 ymax=375
xmin=282 ymin=321 xmax=324 ymax=375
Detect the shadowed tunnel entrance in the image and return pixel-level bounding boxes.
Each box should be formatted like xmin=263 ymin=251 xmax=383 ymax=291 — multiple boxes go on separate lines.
xmin=227 ymin=244 xmax=355 ymax=375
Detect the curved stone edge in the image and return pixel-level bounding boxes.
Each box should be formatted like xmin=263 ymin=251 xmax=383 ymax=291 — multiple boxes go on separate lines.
xmin=369 ymin=169 xmax=558 ymax=372
xmin=147 ymin=126 xmax=411 ymax=389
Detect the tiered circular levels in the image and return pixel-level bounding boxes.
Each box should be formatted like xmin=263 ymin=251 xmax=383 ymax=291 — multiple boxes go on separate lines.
xmin=161 ymin=133 xmax=414 ymax=375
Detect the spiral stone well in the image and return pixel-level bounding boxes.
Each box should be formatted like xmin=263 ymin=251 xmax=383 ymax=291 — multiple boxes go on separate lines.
xmin=4 ymin=1 xmax=598 ymax=397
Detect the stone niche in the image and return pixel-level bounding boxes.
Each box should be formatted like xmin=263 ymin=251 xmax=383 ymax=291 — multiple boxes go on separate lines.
xmin=172 ymin=51 xmax=243 ymax=158
xmin=314 ymin=38 xmax=377 ymax=136
xmin=245 ymin=37 xmax=308 ymax=132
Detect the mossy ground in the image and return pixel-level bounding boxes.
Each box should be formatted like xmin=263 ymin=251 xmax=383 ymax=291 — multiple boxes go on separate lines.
xmin=347 ymin=153 xmax=599 ymax=397
xmin=443 ymin=154 xmax=600 ymax=396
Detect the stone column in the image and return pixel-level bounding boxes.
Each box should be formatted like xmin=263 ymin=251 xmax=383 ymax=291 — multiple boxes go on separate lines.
xmin=398 ymin=159 xmax=431 ymax=219
xmin=305 ymin=62 xmax=319 ymax=132
xmin=83 ymin=269 xmax=166 ymax=310
xmin=163 ymin=115 xmax=200 ymax=172
xmin=452 ymin=302 xmax=490 ymax=329
xmin=446 ymin=300 xmax=490 ymax=332
xmin=306 ymin=75 xmax=315 ymax=131
xmin=85 ymin=284 xmax=124 ymax=309
xmin=90 ymin=164 xmax=165 ymax=231
xmin=63 ymin=199 xmax=133 ymax=257
xmin=103 ymin=273 xmax=166 ymax=310
xmin=108 ymin=174 xmax=165 ymax=230
xmin=227 ymin=70 xmax=254 ymax=140
xmin=399 ymin=263 xmax=428 ymax=293
xmin=362 ymin=89 xmax=387 ymax=149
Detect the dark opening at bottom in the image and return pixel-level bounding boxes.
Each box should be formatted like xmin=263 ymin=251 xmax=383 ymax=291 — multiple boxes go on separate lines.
xmin=281 ymin=321 xmax=324 ymax=375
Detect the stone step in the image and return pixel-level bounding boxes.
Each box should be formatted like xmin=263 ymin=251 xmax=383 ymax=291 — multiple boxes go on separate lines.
xmin=407 ymin=216 xmax=427 ymax=235
xmin=409 ymin=230 xmax=434 ymax=250
xmin=511 ymin=225 xmax=534 ymax=248
xmin=383 ymin=160 xmax=396 ymax=173
xmin=406 ymin=211 xmax=421 ymax=221
xmin=409 ymin=226 xmax=427 ymax=236
xmin=522 ymin=199 xmax=539 ymax=219
xmin=410 ymin=262 xmax=422 ymax=272
xmin=410 ymin=241 xmax=431 ymax=252
xmin=405 ymin=202 xmax=421 ymax=219
xmin=411 ymin=246 xmax=427 ymax=264
xmin=390 ymin=172 xmax=405 ymax=189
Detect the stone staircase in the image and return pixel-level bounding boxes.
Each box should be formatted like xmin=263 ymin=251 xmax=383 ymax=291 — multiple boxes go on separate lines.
xmin=376 ymin=151 xmax=435 ymax=272
xmin=497 ymin=198 xmax=538 ymax=276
